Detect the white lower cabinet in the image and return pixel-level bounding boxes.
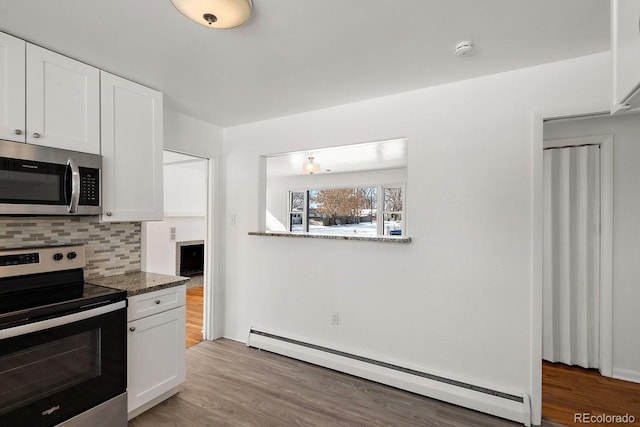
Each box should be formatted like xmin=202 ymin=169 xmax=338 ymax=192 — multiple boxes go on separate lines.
xmin=127 ymin=285 xmax=186 ymax=418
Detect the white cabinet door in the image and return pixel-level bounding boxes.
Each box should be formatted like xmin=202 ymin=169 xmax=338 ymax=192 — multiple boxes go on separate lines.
xmin=127 ymin=306 xmax=186 ymax=413
xmin=0 ymin=32 xmax=25 ymax=142
xmin=101 ymin=71 xmax=164 ymax=222
xmin=26 ymin=44 xmax=100 ymax=153
xmin=612 ymin=0 xmax=640 ymax=112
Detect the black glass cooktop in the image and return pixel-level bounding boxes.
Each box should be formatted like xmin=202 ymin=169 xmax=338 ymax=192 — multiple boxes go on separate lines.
xmin=0 ymin=281 xmax=126 ymax=330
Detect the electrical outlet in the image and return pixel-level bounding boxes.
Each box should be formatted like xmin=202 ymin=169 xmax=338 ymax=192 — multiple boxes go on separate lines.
xmin=331 ymin=312 xmax=339 ymax=325
xmin=170 ymin=227 xmax=176 ymax=241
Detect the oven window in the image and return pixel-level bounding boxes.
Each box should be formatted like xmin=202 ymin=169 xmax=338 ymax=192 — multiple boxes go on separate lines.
xmin=0 ymin=329 xmax=101 ymax=415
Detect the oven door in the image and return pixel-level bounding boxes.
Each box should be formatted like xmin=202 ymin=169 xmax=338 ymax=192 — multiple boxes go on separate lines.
xmin=0 ymin=302 xmax=126 ymax=427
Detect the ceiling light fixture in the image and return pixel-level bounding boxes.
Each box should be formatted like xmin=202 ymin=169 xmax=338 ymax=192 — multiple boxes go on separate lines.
xmin=170 ymin=0 xmax=252 ymax=29
xmin=303 ymin=156 xmax=321 ymax=175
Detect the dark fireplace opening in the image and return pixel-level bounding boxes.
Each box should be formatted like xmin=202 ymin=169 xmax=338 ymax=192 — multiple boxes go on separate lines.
xmin=179 ymin=244 xmax=204 ymax=277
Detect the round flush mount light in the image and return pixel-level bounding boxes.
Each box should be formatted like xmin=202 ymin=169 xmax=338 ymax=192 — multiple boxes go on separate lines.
xmin=170 ymin=0 xmax=252 ymax=29
xmin=454 ymin=41 xmax=474 ymax=57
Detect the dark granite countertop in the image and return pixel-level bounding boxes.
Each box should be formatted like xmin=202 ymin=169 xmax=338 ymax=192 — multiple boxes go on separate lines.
xmin=248 ymin=231 xmax=412 ymax=243
xmin=87 ymin=271 xmax=189 ymax=297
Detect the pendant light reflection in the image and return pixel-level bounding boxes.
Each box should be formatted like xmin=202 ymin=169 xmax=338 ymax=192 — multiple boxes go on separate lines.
xmin=170 ymin=0 xmax=252 ymax=29
xmin=303 ymin=156 xmax=321 ymax=175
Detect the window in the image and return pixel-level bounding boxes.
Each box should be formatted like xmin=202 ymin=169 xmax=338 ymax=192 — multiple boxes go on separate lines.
xmin=383 ymin=187 xmax=403 ymax=236
xmin=265 ymin=137 xmax=408 ymax=238
xmin=288 ymin=185 xmax=404 ymax=237
xmin=289 ymin=191 xmax=305 ymax=232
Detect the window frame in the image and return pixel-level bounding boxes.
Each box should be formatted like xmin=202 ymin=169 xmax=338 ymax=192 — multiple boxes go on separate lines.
xmin=380 ymin=185 xmax=405 ymax=237
xmin=287 ymin=190 xmax=308 ymax=233
xmin=287 ymin=182 xmax=406 ymax=237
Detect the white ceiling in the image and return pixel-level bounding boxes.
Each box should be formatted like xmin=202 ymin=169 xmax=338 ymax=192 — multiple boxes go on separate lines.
xmin=0 ymin=1 xmax=609 ymax=127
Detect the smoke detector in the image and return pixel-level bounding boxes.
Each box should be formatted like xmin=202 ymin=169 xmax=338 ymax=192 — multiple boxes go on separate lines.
xmin=455 ymin=41 xmax=474 ymax=57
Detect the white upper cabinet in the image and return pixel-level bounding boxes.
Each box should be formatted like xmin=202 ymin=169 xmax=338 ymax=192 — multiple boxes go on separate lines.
xmin=101 ymin=71 xmax=164 ymax=222
xmin=612 ymin=0 xmax=640 ymax=113
xmin=26 ymin=44 xmax=100 ymax=153
xmin=0 ymin=32 xmax=26 ymax=142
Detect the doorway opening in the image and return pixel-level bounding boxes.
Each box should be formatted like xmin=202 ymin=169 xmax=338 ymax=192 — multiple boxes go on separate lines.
xmin=541 ymin=113 xmax=640 ymax=426
xmin=142 ymin=150 xmax=210 ymax=349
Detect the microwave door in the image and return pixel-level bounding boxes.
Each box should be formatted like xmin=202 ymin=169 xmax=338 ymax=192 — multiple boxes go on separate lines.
xmin=0 ymin=139 xmax=102 ymax=216
xmin=65 ymin=158 xmax=80 ymax=214
xmin=0 ymin=158 xmax=66 ymax=207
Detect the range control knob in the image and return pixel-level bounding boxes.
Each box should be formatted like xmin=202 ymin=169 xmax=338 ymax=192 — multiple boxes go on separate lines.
xmin=53 ymin=253 xmax=64 ymax=261
xmin=67 ymin=251 xmax=77 ymax=260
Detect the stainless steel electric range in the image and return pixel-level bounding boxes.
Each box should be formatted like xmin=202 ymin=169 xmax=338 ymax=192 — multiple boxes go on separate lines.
xmin=0 ymin=245 xmax=127 ymax=427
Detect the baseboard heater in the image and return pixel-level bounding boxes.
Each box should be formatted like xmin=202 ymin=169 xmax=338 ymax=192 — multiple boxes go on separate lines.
xmin=248 ymin=329 xmax=531 ymax=426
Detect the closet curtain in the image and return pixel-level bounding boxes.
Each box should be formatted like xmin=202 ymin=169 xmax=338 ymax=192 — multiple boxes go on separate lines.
xmin=543 ymin=144 xmax=600 ymax=369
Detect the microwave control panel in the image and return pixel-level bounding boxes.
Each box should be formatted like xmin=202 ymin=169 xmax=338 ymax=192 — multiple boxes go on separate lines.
xmin=79 ymin=167 xmax=100 ymax=206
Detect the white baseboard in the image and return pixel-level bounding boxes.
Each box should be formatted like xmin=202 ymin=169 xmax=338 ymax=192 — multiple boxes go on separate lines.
xmin=248 ymin=329 xmax=531 ymax=426
xmin=612 ymin=368 xmax=640 ymax=384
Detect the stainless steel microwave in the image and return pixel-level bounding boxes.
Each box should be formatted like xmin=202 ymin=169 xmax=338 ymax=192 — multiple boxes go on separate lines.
xmin=0 ymin=140 xmax=101 ymax=215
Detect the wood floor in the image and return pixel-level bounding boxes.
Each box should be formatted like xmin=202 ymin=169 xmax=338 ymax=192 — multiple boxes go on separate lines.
xmin=542 ymin=361 xmax=640 ymax=426
xmin=129 ymin=338 xmax=539 ymax=427
xmin=173 ymin=289 xmax=640 ymax=425
xmin=186 ymin=286 xmax=204 ymax=348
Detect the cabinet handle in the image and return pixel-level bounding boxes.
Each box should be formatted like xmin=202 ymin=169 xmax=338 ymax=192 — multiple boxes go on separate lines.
xmin=129 ymin=327 xmax=136 ymax=332
xmin=32 ymin=132 xmax=41 ymax=138
xmin=106 ymin=211 xmax=113 ymax=216
xmin=155 ymin=299 xmax=161 ymax=304
xmin=14 ymin=129 xmax=22 ymax=135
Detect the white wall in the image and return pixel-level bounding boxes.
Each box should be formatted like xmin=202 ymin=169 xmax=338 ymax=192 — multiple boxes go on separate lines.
xmin=143 ymin=107 xmax=225 ymax=336
xmin=544 ymin=113 xmax=640 ymax=383
xmin=164 ymin=107 xmax=223 ymax=158
xmin=144 ymin=153 xmax=208 ymax=275
xmin=266 ymin=168 xmax=407 ymax=231
xmin=143 ymin=217 xmax=206 ymax=275
xmin=164 ymin=156 xmax=207 ymax=216
xmin=222 ymin=52 xmax=611 ymax=424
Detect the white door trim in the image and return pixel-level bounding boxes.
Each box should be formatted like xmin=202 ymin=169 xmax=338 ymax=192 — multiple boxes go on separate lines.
xmin=142 ymin=149 xmax=217 ymax=341
xmin=203 ymin=157 xmax=217 ymax=340
xmin=530 ymin=103 xmax=610 ymax=426
xmin=542 ymin=134 xmax=614 ymax=377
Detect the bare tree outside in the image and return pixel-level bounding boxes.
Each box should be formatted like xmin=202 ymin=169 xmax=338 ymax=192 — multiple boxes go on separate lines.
xmin=384 ymin=188 xmax=403 ymax=212
xmin=360 ymin=187 xmax=377 ymax=223
xmin=290 ymin=192 xmax=305 ymax=212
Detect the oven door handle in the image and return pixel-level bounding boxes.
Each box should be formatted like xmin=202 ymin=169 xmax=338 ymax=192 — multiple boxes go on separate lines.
xmin=66 ymin=157 xmax=81 ymax=214
xmin=0 ymin=301 xmax=126 ymax=339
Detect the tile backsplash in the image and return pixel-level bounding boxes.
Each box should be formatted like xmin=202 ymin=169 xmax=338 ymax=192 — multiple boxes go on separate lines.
xmin=0 ymin=217 xmax=141 ymax=279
